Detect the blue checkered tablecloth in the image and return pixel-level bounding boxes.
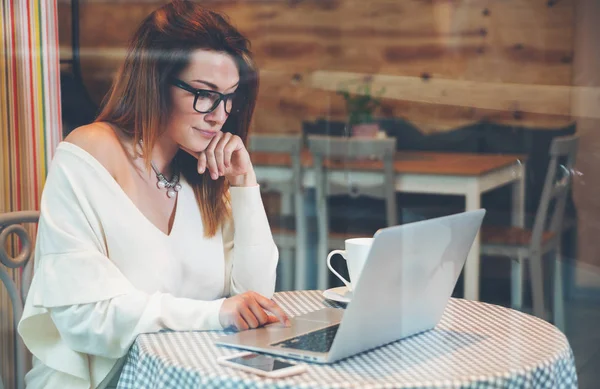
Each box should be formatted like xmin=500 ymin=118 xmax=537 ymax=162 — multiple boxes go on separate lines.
xmin=116 ymin=291 xmax=577 ymax=389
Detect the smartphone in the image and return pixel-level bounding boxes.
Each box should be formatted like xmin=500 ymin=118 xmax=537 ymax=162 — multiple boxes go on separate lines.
xmin=217 ymin=352 xmax=307 ymax=378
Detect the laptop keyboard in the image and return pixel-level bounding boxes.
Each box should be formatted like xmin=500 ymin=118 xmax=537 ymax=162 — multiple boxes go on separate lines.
xmin=271 ymin=324 xmax=340 ymax=353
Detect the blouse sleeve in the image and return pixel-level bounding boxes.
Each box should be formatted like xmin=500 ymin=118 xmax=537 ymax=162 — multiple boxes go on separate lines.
xmin=222 ymin=185 xmax=279 ymax=298
xmin=48 ymin=290 xmax=223 ymax=359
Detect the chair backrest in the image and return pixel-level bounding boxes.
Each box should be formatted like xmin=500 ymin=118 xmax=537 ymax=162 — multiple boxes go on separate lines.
xmin=307 ymin=134 xmax=398 ymax=226
xmin=531 ymin=135 xmax=579 ymax=248
xmin=307 ymin=135 xmax=398 ymax=290
xmin=0 ymin=211 xmax=40 ymax=389
xmin=247 ymin=134 xmax=304 ymax=197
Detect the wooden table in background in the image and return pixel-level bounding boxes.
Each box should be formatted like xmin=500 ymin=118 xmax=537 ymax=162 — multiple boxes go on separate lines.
xmin=252 ymin=150 xmax=527 ymax=300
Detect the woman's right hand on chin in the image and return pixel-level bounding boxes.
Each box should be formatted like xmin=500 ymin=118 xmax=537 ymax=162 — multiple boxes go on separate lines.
xmin=219 ymin=291 xmax=291 ymax=331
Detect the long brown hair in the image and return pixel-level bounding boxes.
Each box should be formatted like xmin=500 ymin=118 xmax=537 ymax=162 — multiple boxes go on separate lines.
xmin=96 ymin=0 xmax=259 ymax=237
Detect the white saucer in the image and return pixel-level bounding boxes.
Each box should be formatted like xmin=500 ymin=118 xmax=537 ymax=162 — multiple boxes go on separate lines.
xmin=322 ymin=286 xmax=353 ymax=304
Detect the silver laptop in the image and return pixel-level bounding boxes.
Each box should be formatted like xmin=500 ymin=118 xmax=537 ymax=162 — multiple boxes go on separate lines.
xmin=215 ymin=209 xmax=486 ymax=363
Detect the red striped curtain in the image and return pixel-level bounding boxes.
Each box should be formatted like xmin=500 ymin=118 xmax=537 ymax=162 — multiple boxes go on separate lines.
xmin=1 ymin=0 xmax=62 ymax=386
xmin=1 ymin=0 xmax=62 ymax=213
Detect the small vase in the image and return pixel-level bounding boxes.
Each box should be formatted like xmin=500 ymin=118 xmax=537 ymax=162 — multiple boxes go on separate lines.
xmin=351 ymin=122 xmax=381 ymax=138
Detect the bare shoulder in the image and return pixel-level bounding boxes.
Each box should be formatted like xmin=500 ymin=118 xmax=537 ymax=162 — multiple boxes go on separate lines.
xmin=64 ymin=122 xmax=128 ymax=177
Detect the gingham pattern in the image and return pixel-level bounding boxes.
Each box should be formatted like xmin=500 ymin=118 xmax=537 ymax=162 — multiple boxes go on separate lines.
xmin=117 ymin=291 xmax=577 ymax=389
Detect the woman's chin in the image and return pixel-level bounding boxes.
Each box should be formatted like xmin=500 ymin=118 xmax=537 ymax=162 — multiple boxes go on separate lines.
xmin=179 ymin=143 xmax=205 ymax=158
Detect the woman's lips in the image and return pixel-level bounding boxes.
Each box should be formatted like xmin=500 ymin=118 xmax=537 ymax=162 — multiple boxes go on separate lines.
xmin=193 ymin=127 xmax=218 ymax=138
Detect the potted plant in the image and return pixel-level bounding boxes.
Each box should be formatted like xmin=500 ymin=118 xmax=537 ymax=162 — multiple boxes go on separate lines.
xmin=337 ymin=77 xmax=386 ymax=138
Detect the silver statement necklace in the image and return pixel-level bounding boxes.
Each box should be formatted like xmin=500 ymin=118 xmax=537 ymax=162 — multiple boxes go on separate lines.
xmin=139 ymin=139 xmax=181 ymax=198
xmin=150 ymin=161 xmax=182 ymax=198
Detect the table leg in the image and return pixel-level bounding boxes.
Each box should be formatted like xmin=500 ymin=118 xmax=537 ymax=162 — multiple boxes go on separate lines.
xmin=464 ymin=181 xmax=481 ymax=301
xmin=511 ymin=165 xmax=526 ymax=310
xmin=294 ymin=190 xmax=308 ymax=291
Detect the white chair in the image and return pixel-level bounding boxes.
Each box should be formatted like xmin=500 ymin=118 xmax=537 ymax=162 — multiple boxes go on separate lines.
xmin=247 ymin=134 xmax=307 ymax=291
xmin=481 ymin=135 xmax=579 ymax=331
xmin=307 ymin=135 xmax=398 ymax=291
xmin=0 ymin=211 xmax=40 ymax=389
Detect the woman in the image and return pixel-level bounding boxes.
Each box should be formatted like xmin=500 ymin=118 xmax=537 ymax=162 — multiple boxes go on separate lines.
xmin=18 ymin=1 xmax=289 ymax=388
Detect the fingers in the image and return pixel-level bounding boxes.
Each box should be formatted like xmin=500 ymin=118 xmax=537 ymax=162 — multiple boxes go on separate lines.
xmin=222 ymin=293 xmax=291 ymax=332
xmin=204 ymin=133 xmax=221 ymax=180
xmin=253 ymin=293 xmax=291 ymax=327
xmin=189 ymin=132 xmax=246 ymax=180
xmin=223 ymin=136 xmax=242 ymax=171
xmin=233 ymin=314 xmax=249 ymax=331
xmin=214 ymin=132 xmax=232 ymax=177
xmin=246 ymin=298 xmax=270 ymax=327
xmin=197 ymin=151 xmax=207 ymax=174
xmin=204 ymin=132 xmax=234 ymax=180
xmin=239 ymin=305 xmax=260 ymax=329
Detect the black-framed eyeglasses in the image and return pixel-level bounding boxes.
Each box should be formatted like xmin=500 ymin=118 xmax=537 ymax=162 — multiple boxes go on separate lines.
xmin=170 ymin=78 xmax=237 ymax=115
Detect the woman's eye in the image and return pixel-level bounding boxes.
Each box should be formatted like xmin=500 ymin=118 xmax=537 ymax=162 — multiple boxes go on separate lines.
xmin=197 ymin=90 xmax=212 ymax=98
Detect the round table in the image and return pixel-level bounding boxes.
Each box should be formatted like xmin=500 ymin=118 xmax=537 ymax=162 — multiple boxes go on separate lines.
xmin=117 ymin=291 xmax=577 ymax=389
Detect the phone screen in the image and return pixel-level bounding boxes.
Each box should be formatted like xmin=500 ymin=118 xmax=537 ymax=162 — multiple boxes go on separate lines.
xmin=227 ymin=353 xmax=296 ymax=372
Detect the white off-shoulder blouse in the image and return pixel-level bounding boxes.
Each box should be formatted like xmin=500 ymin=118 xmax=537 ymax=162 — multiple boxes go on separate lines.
xmin=18 ymin=142 xmax=278 ymax=389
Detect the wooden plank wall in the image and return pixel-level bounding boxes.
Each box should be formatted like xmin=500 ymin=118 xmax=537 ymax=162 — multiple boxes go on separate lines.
xmin=571 ymin=0 xmax=600 ymax=273
xmin=58 ymin=0 xmax=575 ymax=134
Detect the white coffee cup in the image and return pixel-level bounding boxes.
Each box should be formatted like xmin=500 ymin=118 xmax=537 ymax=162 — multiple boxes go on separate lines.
xmin=326 ymin=238 xmax=373 ymax=292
